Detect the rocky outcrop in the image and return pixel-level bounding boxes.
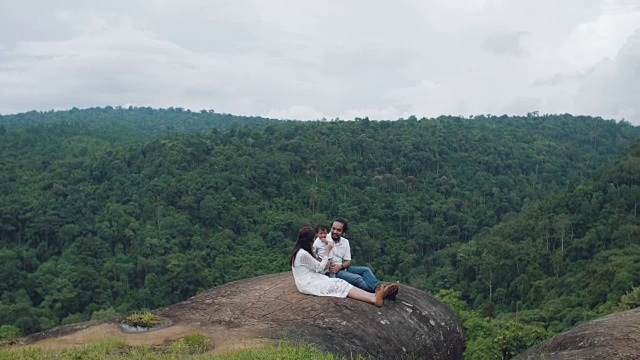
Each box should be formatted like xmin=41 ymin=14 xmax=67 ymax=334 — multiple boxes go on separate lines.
xmin=156 ymin=272 xmax=464 ymax=359
xmin=514 ymin=308 xmax=640 ymax=359
xmin=22 ymin=272 xmax=464 ymax=359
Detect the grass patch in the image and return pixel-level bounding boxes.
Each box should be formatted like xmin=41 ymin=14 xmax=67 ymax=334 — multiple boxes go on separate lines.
xmin=0 ymin=338 xmax=132 ymax=360
xmin=217 ymin=342 xmax=340 ymax=360
xmin=167 ymin=333 xmax=211 ymax=354
xmin=0 ymin=338 xmax=345 ymax=359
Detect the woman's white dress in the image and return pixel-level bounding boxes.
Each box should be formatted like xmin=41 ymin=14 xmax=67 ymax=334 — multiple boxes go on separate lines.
xmin=292 ymin=249 xmax=353 ymax=297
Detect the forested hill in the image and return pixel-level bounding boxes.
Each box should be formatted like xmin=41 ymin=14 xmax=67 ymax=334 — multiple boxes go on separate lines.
xmin=436 ymin=137 xmax=640 ymax=358
xmin=0 ymin=106 xmax=278 ymax=136
xmin=0 ymin=109 xmax=639 ymax=358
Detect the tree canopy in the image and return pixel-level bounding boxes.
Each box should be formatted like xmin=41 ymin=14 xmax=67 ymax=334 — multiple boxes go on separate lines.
xmin=1 ymin=108 xmax=639 ymax=358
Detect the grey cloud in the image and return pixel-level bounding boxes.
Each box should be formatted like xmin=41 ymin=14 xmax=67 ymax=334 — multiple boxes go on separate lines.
xmin=503 ymin=96 xmax=543 ymax=115
xmin=532 ymin=73 xmax=579 ymax=87
xmin=574 ymin=28 xmax=640 ymax=122
xmin=0 ymin=1 xmax=639 ymax=122
xmin=483 ymin=31 xmax=531 ymax=57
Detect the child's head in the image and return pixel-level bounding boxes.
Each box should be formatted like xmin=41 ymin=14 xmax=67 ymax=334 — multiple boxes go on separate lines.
xmin=314 ymin=224 xmax=328 ymax=238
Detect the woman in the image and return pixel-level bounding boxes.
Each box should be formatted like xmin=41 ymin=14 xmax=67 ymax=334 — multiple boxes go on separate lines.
xmin=290 ymin=226 xmax=385 ymax=306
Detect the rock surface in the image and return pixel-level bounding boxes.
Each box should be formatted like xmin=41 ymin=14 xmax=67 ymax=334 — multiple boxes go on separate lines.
xmin=514 ymin=308 xmax=640 ymax=360
xmin=22 ymin=272 xmax=464 ymax=359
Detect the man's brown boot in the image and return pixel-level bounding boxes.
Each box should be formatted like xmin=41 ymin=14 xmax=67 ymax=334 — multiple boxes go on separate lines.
xmin=383 ymin=281 xmax=400 ymax=300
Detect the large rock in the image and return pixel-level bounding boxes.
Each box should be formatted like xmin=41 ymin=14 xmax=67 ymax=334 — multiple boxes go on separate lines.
xmin=514 ymin=308 xmax=640 ymax=359
xmin=22 ymin=272 xmax=464 ymax=359
xmin=158 ymin=272 xmax=464 ymax=359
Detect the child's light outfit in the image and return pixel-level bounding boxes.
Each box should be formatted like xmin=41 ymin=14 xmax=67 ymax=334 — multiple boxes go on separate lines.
xmin=312 ymin=237 xmax=335 ymax=276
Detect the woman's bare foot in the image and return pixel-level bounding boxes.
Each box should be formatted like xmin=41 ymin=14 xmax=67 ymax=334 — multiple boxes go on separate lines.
xmin=375 ymin=284 xmax=386 ymax=307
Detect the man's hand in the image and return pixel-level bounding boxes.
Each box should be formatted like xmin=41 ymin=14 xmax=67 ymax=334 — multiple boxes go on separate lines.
xmin=320 ymin=235 xmax=330 ymax=244
xmin=329 ymin=263 xmax=342 ymax=274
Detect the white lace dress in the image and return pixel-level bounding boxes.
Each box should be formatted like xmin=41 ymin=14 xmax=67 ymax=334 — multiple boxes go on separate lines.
xmin=292 ymin=249 xmax=353 ymax=297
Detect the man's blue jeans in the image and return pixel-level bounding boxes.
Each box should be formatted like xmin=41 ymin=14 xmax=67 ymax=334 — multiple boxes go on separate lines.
xmin=336 ymin=266 xmax=381 ymax=293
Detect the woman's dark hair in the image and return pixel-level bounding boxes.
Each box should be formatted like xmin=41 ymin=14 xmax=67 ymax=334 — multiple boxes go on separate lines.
xmin=314 ymin=223 xmax=328 ymax=233
xmin=289 ymin=226 xmax=316 ymax=266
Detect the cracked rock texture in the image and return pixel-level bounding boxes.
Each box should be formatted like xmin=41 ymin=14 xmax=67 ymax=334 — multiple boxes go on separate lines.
xmin=514 ymin=308 xmax=640 ymax=360
xmin=161 ymin=272 xmax=464 ymax=359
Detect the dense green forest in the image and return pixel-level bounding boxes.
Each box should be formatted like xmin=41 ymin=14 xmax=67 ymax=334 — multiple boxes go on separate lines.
xmin=1 ymin=108 xmax=639 ymax=358
xmin=0 ymin=106 xmax=276 ymax=134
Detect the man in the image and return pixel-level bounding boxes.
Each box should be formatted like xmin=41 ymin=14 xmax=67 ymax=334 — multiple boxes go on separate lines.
xmin=328 ymin=217 xmax=399 ymax=299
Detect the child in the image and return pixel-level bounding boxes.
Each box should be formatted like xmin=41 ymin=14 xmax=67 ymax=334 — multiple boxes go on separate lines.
xmin=312 ymin=224 xmax=335 ymax=276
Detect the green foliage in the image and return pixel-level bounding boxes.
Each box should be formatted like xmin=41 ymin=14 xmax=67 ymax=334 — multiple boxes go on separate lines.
xmin=90 ymin=307 xmax=119 ymax=321
xmin=434 ymin=289 xmax=468 ymax=319
xmin=489 ymin=319 xmax=550 ymax=359
xmin=168 ymin=333 xmax=211 ymax=354
xmin=436 ymin=290 xmax=551 ymax=359
xmin=122 ymin=311 xmax=167 ymax=327
xmin=618 ymin=286 xmax=640 ymax=311
xmin=61 ymin=313 xmax=86 ymax=326
xmin=0 ymin=325 xmax=20 ymax=345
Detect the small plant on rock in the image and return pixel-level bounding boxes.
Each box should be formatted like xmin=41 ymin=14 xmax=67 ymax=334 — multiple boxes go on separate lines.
xmin=122 ymin=311 xmax=168 ymax=328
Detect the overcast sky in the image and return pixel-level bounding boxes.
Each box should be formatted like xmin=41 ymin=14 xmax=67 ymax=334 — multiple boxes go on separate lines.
xmin=1 ymin=1 xmax=639 ymax=123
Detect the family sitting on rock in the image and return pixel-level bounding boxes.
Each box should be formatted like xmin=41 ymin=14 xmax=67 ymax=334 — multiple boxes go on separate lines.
xmin=289 ymin=217 xmax=399 ymax=307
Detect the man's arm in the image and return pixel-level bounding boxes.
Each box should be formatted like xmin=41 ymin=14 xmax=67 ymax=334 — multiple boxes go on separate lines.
xmin=329 ymin=260 xmax=350 ymax=273
xmin=343 ymin=241 xmax=351 ymax=267
xmin=330 ymin=240 xmax=351 ymax=273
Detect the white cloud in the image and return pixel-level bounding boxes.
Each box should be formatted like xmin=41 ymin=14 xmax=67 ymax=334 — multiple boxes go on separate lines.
xmin=0 ymin=1 xmax=639 ymax=124
xmin=266 ymin=106 xmax=327 ymax=121
xmin=0 ymin=13 xmax=209 ymax=111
